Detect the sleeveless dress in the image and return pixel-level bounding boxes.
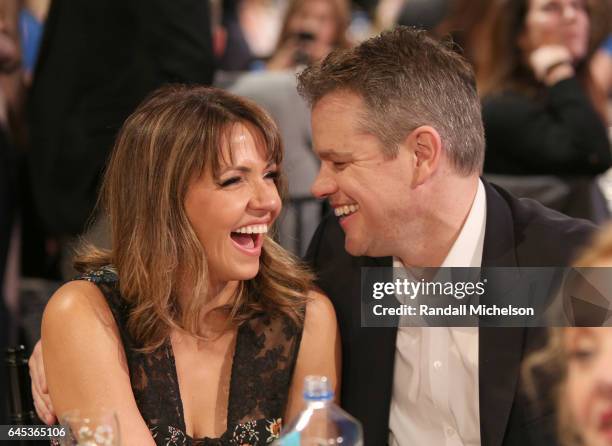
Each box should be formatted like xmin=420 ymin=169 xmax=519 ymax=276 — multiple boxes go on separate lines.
xmin=73 ymin=267 xmax=304 ymax=446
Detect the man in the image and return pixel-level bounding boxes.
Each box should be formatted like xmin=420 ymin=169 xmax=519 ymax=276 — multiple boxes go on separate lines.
xmin=298 ymin=27 xmax=594 ymax=445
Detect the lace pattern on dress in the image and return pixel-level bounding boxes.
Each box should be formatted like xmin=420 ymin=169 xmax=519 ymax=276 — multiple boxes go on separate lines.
xmin=67 ymin=267 xmax=303 ymax=446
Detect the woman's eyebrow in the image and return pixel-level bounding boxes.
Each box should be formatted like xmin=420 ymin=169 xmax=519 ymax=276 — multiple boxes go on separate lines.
xmin=219 ymin=161 xmax=276 ymax=175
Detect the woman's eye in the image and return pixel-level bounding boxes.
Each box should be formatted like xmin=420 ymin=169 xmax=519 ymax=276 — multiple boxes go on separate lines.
xmin=219 ymin=177 xmax=242 ymax=187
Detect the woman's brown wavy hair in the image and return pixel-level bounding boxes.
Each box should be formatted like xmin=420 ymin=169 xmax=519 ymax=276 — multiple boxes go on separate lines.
xmin=74 ymin=85 xmax=312 ymax=352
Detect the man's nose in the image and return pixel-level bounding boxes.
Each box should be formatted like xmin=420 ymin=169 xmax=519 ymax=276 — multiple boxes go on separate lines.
xmin=311 ymin=165 xmax=337 ymax=199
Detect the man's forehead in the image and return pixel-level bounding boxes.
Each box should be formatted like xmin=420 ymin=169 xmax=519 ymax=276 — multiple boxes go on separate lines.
xmin=312 ymin=89 xmax=364 ymax=113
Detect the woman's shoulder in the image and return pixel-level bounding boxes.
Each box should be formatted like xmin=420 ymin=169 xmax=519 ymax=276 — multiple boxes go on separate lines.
xmin=304 ymin=289 xmax=336 ymax=324
xmin=43 ymin=274 xmax=117 ymax=331
xmin=300 ymin=290 xmax=337 ymax=343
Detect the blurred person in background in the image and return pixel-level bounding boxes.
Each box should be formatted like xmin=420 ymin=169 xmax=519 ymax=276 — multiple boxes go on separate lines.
xmin=592 ymin=34 xmax=612 ymax=106
xmin=26 ymin=0 xmax=215 ymax=285
xmin=478 ymin=0 xmax=612 ymax=221
xmin=267 ymin=0 xmax=351 ymax=70
xmin=589 ymin=0 xmax=612 ymax=102
xmin=379 ymin=0 xmax=497 ymax=76
xmin=19 ymin=0 xmax=49 ymax=84
xmin=524 ymin=224 xmax=612 ymax=446
xmin=0 ymin=0 xmax=25 ymax=425
xmin=479 ymin=0 xmax=611 ymax=176
xmin=213 ymin=0 xmax=256 ymax=75
xmin=431 ymin=0 xmax=497 ymax=71
xmin=0 ymin=0 xmax=24 ymax=423
xmin=393 ymin=0 xmax=449 ymax=33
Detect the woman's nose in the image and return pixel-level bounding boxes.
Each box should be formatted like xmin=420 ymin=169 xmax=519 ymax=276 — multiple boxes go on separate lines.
xmin=250 ymin=181 xmax=281 ymax=212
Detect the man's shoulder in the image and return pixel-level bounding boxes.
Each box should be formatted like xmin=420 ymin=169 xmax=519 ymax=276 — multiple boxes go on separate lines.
xmin=486 ymin=182 xmax=596 ymax=266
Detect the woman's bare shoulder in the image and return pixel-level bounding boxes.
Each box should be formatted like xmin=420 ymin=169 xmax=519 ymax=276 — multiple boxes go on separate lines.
xmin=43 ymin=279 xmax=116 ymax=331
xmin=304 ymin=289 xmax=337 ymax=325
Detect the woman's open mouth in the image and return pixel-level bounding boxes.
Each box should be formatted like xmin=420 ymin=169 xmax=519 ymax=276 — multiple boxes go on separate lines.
xmin=230 ymin=224 xmax=268 ymax=256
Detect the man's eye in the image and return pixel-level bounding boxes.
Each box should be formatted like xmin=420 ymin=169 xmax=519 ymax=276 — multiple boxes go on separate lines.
xmin=332 ymin=161 xmax=348 ymax=169
xmin=219 ymin=177 xmax=241 ymax=187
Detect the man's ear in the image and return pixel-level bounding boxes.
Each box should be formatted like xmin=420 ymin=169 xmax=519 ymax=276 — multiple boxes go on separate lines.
xmin=405 ymin=125 xmax=442 ymax=186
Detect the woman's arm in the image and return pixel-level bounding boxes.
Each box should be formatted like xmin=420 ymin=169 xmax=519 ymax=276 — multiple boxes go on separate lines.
xmin=284 ymin=290 xmax=341 ymax=421
xmin=41 ymin=281 xmax=156 ymax=445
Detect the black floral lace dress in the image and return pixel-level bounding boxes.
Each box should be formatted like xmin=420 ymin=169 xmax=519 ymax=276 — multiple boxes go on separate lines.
xmin=74 ymin=267 xmax=303 ymax=446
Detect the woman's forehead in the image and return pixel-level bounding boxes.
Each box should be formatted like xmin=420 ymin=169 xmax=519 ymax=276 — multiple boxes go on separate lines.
xmin=218 ymin=122 xmax=275 ymax=167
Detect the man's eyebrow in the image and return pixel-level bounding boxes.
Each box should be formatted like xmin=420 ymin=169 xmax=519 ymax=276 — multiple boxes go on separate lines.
xmin=317 ymin=149 xmax=353 ymax=160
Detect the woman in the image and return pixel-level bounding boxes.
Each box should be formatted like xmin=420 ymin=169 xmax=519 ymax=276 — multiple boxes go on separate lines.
xmin=478 ymin=0 xmax=611 ymax=176
xmin=266 ymin=0 xmax=351 ymax=70
xmin=525 ymin=225 xmax=612 ymax=446
xmin=39 ymin=85 xmax=340 ymax=445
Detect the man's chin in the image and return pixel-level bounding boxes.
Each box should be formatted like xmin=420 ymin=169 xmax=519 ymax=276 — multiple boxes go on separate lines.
xmin=344 ymin=237 xmax=367 ymax=258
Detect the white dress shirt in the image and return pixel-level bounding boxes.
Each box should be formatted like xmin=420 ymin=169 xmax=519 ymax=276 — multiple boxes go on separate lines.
xmin=388 ymin=180 xmax=487 ymax=446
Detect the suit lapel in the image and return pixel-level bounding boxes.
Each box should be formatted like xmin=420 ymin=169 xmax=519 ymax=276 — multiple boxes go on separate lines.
xmin=479 ymin=181 xmax=526 ymax=446
xmin=351 ymin=255 xmax=398 ymax=445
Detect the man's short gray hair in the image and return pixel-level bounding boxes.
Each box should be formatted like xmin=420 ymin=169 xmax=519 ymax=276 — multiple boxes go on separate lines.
xmin=297 ymin=26 xmax=485 ymax=175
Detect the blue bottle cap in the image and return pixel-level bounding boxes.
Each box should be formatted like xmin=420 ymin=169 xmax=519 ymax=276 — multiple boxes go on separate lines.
xmin=303 ymin=375 xmax=334 ymax=401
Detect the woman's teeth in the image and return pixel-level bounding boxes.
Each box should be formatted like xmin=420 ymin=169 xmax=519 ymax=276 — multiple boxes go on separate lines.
xmin=334 ymin=204 xmax=359 ymax=217
xmin=233 ymin=224 xmax=268 ymax=234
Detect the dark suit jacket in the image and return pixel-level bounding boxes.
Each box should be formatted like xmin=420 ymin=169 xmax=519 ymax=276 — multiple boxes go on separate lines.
xmin=28 ymin=0 xmax=215 ymax=236
xmin=305 ymin=181 xmax=596 ymax=446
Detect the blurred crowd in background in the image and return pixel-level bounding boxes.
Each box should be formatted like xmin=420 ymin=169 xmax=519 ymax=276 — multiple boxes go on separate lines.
xmin=0 ymin=0 xmax=610 ymax=424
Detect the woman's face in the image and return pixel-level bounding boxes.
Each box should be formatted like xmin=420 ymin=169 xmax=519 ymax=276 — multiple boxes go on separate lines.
xmin=184 ymin=122 xmax=281 ymax=288
xmin=519 ymin=0 xmax=590 ymax=63
xmin=287 ymin=0 xmax=338 ymax=47
xmin=565 ymin=327 xmax=612 ymax=446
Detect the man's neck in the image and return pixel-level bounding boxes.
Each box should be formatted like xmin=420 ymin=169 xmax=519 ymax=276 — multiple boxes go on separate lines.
xmin=397 ymin=176 xmax=480 ymax=268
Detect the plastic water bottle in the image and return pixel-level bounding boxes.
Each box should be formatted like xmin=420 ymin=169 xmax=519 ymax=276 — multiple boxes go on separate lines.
xmin=277 ymin=375 xmax=363 ymax=446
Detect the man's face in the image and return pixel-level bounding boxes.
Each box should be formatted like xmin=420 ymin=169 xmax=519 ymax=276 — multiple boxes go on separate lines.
xmin=310 ymin=90 xmax=416 ymax=258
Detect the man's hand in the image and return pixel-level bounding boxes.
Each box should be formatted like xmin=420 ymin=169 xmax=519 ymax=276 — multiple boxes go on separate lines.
xmin=28 ymin=340 xmax=56 ymax=425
